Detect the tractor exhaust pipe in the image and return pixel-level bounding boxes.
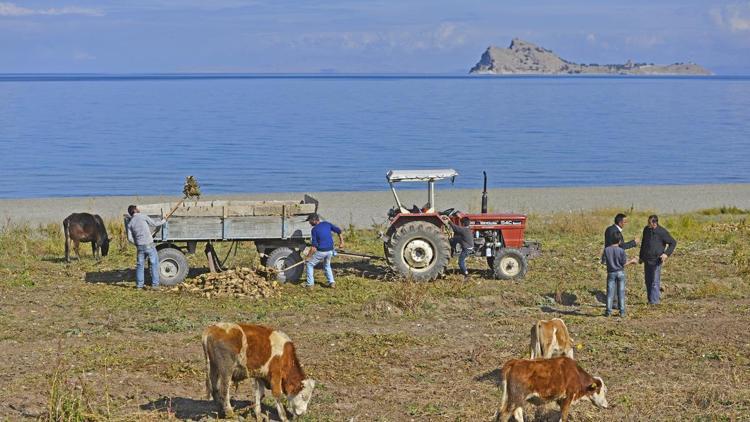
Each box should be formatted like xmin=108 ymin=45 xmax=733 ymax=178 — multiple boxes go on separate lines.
xmin=481 ymin=171 xmax=488 ymax=214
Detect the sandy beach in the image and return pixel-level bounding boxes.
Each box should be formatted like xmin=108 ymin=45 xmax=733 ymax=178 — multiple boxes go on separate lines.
xmin=1 ymin=183 xmax=749 ymax=227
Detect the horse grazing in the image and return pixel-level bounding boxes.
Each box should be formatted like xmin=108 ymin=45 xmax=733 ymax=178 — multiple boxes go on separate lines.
xmin=63 ymin=213 xmax=110 ymax=262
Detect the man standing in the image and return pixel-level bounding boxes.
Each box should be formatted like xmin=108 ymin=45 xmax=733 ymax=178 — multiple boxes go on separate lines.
xmin=639 ymin=215 xmax=677 ymax=304
xmin=305 ymin=213 xmax=344 ymax=288
xmin=126 ymin=205 xmax=166 ymax=290
xmin=603 ymin=233 xmax=638 ymax=317
xmin=449 ymin=217 xmax=474 ymax=280
xmin=604 ymin=213 xmax=639 ymax=250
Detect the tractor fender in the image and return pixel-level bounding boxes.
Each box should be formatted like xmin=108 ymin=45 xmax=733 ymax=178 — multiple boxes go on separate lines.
xmin=386 ymin=213 xmax=447 ymax=236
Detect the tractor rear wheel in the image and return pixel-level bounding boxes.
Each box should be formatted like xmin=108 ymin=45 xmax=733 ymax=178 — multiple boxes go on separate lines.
xmin=386 ymin=221 xmax=450 ymax=281
xmin=491 ymin=248 xmax=528 ymax=280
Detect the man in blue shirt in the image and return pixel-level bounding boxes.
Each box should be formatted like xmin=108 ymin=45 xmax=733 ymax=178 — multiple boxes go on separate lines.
xmin=305 ymin=213 xmax=344 ymax=288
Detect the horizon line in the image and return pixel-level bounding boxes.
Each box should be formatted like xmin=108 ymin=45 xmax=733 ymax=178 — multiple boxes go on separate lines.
xmin=0 ymin=72 xmax=745 ymax=80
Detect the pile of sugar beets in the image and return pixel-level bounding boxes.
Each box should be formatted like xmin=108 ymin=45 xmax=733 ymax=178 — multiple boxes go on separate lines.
xmin=174 ymin=266 xmax=280 ymax=298
xmin=169 ymin=176 xmax=282 ymax=299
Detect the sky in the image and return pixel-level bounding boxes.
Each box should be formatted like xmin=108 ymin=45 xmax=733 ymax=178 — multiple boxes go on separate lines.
xmin=1 ymin=0 xmax=749 ymax=74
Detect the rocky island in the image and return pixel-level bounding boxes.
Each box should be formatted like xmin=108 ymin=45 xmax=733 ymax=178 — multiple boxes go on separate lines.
xmin=470 ymin=39 xmax=711 ymax=75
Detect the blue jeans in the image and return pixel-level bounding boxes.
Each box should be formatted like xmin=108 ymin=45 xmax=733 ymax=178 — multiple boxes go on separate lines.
xmin=458 ymin=248 xmax=473 ymax=276
xmin=136 ymin=244 xmax=160 ymax=288
xmin=451 ymin=239 xmax=473 ymax=276
xmin=306 ymin=250 xmax=334 ymax=286
xmin=644 ymin=262 xmax=661 ymax=304
xmin=606 ymin=271 xmax=626 ymax=316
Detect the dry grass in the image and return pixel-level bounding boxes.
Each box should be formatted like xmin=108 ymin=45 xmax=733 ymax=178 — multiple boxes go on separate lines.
xmin=0 ymin=209 xmax=749 ymax=421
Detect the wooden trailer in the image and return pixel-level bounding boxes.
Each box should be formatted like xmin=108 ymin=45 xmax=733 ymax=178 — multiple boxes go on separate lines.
xmin=124 ymin=195 xmax=318 ymax=285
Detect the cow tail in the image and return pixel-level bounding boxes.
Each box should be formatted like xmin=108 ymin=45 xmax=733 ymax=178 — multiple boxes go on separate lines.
xmin=202 ymin=333 xmax=213 ymax=400
xmin=531 ymin=322 xmax=542 ymax=359
xmin=548 ymin=327 xmax=559 ymax=359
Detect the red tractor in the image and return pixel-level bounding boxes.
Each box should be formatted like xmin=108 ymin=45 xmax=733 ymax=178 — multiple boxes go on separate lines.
xmin=382 ymin=169 xmax=540 ymax=281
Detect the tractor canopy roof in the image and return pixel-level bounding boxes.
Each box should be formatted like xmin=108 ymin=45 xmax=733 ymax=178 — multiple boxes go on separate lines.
xmin=386 ymin=169 xmax=458 ymax=183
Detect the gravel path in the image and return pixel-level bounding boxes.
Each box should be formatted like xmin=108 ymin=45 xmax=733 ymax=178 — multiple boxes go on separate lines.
xmin=2 ymin=184 xmax=749 ymax=228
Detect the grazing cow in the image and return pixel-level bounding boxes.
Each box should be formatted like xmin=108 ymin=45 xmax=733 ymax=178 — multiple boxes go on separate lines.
xmin=530 ymin=318 xmax=575 ymax=360
xmin=495 ymin=357 xmax=608 ymax=422
xmin=63 ymin=213 xmax=110 ymax=262
xmin=202 ymin=323 xmax=315 ymax=421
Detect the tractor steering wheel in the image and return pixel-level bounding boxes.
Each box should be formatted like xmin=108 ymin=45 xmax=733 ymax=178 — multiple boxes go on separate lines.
xmin=441 ymin=208 xmax=457 ymax=216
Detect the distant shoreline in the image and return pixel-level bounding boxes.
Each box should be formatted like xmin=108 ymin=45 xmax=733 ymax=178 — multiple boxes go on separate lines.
xmin=1 ymin=74 xmax=744 ymax=83
xmin=2 ymin=183 xmax=749 ymax=228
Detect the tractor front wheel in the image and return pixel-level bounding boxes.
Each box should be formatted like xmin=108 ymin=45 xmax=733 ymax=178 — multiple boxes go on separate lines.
xmin=386 ymin=221 xmax=450 ymax=281
xmin=491 ymin=248 xmax=528 ymax=280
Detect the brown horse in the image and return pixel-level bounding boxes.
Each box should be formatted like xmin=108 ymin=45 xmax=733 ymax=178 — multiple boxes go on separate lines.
xmin=63 ymin=213 xmax=110 ymax=262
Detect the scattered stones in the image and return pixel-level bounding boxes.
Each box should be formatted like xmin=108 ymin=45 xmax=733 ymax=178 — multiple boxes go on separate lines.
xmin=362 ymin=300 xmax=404 ymax=318
xmin=174 ymin=267 xmax=279 ymax=298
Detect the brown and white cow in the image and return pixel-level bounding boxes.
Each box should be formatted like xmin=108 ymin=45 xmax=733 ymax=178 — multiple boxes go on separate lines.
xmin=495 ymin=356 xmax=608 ymax=422
xmin=202 ymin=323 xmax=315 ymax=421
xmin=530 ymin=318 xmax=575 ymax=360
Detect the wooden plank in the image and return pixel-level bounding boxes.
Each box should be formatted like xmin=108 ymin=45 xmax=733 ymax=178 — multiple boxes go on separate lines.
xmin=140 ymin=199 xmax=314 ymax=217
xmin=224 ymin=217 xmax=282 ymax=239
xmin=164 ymin=217 xmax=223 ymax=239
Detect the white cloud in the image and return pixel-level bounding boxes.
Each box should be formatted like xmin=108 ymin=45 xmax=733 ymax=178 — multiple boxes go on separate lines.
xmin=292 ymin=22 xmax=468 ymax=52
xmin=0 ymin=2 xmax=104 ymax=17
xmin=711 ymin=2 xmax=750 ymax=32
xmin=625 ymin=34 xmax=665 ymax=48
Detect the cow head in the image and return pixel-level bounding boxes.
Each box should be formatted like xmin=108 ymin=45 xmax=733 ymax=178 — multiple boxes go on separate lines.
xmin=287 ymin=378 xmax=315 ymax=416
xmin=587 ymin=376 xmax=608 ymax=408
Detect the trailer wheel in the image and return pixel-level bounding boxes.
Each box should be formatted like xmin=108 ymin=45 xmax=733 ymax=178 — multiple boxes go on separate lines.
xmin=387 ymin=221 xmax=450 ymax=281
xmin=267 ymin=247 xmax=304 ymax=283
xmin=491 ymin=248 xmax=528 ymax=280
xmin=259 ymin=248 xmax=273 ymax=267
xmin=157 ymin=247 xmax=189 ymax=286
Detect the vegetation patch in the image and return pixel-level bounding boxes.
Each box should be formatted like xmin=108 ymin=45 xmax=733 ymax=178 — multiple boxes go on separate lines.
xmin=1 ymin=209 xmax=749 ymax=420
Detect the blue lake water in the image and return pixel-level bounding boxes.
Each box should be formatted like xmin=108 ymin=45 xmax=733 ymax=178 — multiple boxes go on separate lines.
xmin=1 ymin=74 xmax=749 ymax=199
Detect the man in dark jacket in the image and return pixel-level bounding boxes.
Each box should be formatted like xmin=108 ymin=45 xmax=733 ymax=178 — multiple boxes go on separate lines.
xmin=449 ymin=216 xmax=474 ymax=280
xmin=602 ymin=213 xmax=639 ymax=265
xmin=604 ymin=213 xmax=639 ymax=249
xmin=639 ymin=215 xmax=677 ymax=304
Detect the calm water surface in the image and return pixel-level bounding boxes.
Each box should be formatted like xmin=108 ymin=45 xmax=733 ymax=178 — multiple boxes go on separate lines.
xmin=1 ymin=74 xmax=748 ymax=198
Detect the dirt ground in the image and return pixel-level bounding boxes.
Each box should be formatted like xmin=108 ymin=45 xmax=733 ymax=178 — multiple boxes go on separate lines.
xmin=1 ymin=210 xmax=749 ymax=421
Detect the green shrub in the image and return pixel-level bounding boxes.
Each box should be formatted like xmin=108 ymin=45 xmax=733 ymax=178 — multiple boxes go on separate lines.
xmin=699 ymin=206 xmax=748 ymax=215
xmin=389 ymin=281 xmax=431 ymax=314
